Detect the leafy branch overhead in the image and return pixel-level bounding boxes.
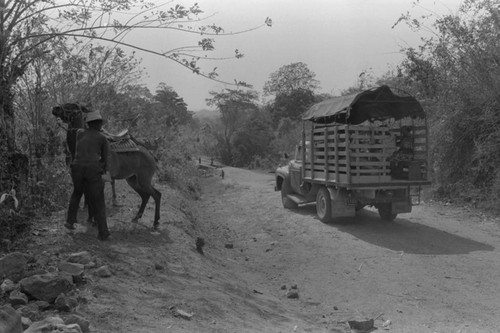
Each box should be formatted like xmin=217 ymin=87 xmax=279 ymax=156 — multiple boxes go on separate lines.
xmin=0 ymin=1 xmax=271 ymax=87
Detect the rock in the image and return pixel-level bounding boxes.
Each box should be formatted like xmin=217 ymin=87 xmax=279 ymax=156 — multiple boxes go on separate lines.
xmin=21 ymin=316 xmax=33 ymax=330
xmin=64 ymin=314 xmax=90 ymax=333
xmin=0 ymin=252 xmax=28 ymax=282
xmin=291 ymin=284 xmax=298 ymax=289
xmin=348 ymin=319 xmax=374 ymax=331
xmin=174 ymin=309 xmax=193 ymax=320
xmin=9 ymin=289 xmax=28 ymax=307
xmin=63 ymin=324 xmax=83 ymax=333
xmin=20 ymin=273 xmax=73 ymax=303
xmin=0 ymin=305 xmax=22 ymax=333
xmin=58 ymin=262 xmax=84 ymax=277
xmin=24 ymin=317 xmax=65 ymax=333
xmin=224 ymin=243 xmax=234 ymax=249
xmin=55 ymin=293 xmax=78 ymax=312
xmin=24 ymin=316 xmax=83 ymax=333
xmin=34 ymin=301 xmax=51 ymax=311
xmin=58 ymin=263 xmax=85 ymax=283
xmin=67 ymin=252 xmax=92 ymax=265
xmin=286 ymin=290 xmax=299 ymax=299
xmin=280 ymin=285 xmax=287 ymax=290
xmin=195 ymin=237 xmax=205 ymax=254
xmin=16 ymin=303 xmax=40 ymax=322
xmin=154 ymin=263 xmax=164 ymax=270
xmin=94 ymin=266 xmax=111 ymax=278
xmin=1 ymin=278 xmax=16 ymax=294
xmin=83 ymin=262 xmax=96 ymax=269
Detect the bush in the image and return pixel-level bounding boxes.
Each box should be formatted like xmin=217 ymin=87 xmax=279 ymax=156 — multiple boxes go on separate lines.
xmin=155 ymin=130 xmax=201 ymax=199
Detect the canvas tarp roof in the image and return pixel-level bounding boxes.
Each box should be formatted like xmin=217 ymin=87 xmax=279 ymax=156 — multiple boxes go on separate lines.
xmin=302 ymin=85 xmax=426 ymax=124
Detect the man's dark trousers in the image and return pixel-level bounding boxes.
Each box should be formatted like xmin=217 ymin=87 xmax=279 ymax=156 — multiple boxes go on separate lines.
xmin=67 ymin=163 xmax=109 ymax=238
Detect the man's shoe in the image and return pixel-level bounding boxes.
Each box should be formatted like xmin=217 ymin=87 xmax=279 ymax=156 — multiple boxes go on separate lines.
xmin=98 ymin=233 xmax=110 ymax=241
xmin=64 ymin=223 xmax=75 ymax=230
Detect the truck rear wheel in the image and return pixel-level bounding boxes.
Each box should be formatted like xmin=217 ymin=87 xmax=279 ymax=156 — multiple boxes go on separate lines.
xmin=281 ymin=179 xmax=298 ymax=209
xmin=378 ymin=204 xmax=397 ymax=221
xmin=316 ymin=187 xmax=332 ymax=223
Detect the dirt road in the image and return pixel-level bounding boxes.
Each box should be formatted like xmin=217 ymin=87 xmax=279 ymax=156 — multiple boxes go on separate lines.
xmin=35 ymin=166 xmax=500 ymax=332
xmin=197 ymin=166 xmax=500 ymax=332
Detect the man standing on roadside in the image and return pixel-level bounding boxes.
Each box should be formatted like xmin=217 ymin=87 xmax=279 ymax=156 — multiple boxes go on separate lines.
xmin=65 ymin=110 xmax=110 ymax=241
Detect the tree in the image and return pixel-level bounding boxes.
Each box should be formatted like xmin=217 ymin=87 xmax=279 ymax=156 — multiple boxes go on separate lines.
xmin=263 ymin=62 xmax=319 ymax=96
xmin=153 ymin=83 xmax=191 ymax=128
xmin=232 ymin=109 xmax=273 ymax=167
xmin=206 ymin=89 xmax=259 ymax=165
xmin=394 ymin=0 xmax=500 ymax=205
xmin=0 ymin=0 xmax=270 ymax=191
xmin=269 ymin=88 xmax=315 ymax=123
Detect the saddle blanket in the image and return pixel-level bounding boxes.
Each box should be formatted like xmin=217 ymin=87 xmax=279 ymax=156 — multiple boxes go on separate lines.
xmin=109 ymin=138 xmax=140 ymax=152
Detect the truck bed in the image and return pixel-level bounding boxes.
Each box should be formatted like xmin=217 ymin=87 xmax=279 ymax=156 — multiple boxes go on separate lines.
xmin=302 ymin=119 xmax=430 ymax=188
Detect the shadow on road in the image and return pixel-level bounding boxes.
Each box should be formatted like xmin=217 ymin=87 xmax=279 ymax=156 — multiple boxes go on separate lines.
xmin=335 ymin=209 xmax=494 ymax=255
xmin=291 ymin=205 xmax=494 ymax=255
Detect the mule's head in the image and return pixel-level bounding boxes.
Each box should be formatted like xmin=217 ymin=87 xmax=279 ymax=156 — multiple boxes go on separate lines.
xmin=52 ymin=103 xmax=90 ymax=124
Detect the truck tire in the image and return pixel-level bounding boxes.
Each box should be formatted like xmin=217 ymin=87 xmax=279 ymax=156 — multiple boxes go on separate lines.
xmin=281 ymin=179 xmax=298 ymax=209
xmin=316 ymin=187 xmax=332 ymax=223
xmin=378 ymin=204 xmax=397 ymax=221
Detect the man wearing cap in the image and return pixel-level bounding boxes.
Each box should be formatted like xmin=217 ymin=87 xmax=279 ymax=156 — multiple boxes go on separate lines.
xmin=65 ymin=110 xmax=110 ymax=241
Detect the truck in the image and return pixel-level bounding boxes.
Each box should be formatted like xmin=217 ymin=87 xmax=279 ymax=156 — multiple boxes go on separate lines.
xmin=275 ymin=85 xmax=431 ymax=222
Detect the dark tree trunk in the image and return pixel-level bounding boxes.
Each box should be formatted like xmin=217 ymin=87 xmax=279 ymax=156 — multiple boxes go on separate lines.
xmin=0 ymin=79 xmax=28 ymax=194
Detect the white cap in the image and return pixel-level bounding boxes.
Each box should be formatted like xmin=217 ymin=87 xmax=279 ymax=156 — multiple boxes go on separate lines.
xmin=85 ymin=111 xmax=102 ymax=122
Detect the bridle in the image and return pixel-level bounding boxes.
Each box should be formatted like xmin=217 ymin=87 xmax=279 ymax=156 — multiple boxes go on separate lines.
xmin=54 ymin=103 xmax=88 ymax=132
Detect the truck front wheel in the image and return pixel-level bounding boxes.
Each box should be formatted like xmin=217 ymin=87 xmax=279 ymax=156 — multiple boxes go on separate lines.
xmin=378 ymin=204 xmax=397 ymax=221
xmin=281 ymin=178 xmax=298 ymax=209
xmin=316 ymin=187 xmax=332 ymax=223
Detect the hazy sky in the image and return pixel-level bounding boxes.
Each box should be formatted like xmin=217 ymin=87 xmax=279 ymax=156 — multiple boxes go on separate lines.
xmin=127 ymin=0 xmax=462 ymax=111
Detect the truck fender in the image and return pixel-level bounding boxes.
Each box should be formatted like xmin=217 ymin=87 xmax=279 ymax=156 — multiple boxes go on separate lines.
xmin=275 ymin=174 xmax=287 ymax=191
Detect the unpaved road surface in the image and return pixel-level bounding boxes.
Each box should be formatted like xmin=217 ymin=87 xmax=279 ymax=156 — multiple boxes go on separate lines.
xmin=197 ymin=167 xmax=500 ymax=332
xmin=34 ymin=166 xmax=500 ymax=332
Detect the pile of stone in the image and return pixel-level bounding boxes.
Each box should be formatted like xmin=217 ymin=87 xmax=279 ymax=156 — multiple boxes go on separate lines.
xmin=0 ymin=251 xmax=109 ymax=333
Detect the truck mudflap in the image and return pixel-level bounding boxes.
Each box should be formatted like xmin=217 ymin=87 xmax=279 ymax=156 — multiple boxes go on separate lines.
xmin=328 ymin=187 xmax=356 ymax=218
xmin=331 ymin=200 xmax=356 ymax=218
xmin=391 ymin=199 xmax=412 ymax=214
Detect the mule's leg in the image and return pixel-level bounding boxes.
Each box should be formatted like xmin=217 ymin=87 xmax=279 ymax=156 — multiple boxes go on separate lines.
xmin=125 ymin=176 xmax=150 ymax=223
xmin=127 ymin=175 xmax=161 ymax=230
xmin=150 ymin=187 xmax=161 ymax=230
xmin=111 ymin=179 xmax=118 ymax=206
xmin=136 ymin=173 xmax=161 ymax=229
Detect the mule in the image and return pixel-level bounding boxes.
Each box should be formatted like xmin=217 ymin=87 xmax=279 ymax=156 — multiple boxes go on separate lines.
xmin=52 ymin=103 xmax=161 ymax=229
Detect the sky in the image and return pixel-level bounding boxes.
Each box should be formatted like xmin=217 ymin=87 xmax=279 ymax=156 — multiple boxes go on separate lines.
xmin=124 ymin=0 xmax=462 ymax=111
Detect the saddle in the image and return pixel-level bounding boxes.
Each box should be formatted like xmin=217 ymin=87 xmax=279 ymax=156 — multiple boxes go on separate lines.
xmin=101 ymin=129 xmax=140 ymax=153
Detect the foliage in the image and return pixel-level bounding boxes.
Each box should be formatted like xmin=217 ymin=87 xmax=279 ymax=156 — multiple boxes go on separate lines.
xmin=231 ymin=109 xmax=274 ymax=167
xmin=153 ymin=83 xmax=192 ymax=128
xmin=268 ymin=88 xmax=316 ymax=123
xmin=155 ymin=125 xmax=200 ymax=198
xmin=0 ymin=0 xmax=270 ymax=241
xmin=395 ymin=0 xmax=500 ymax=208
xmin=269 ymin=117 xmax=303 ymax=162
xmin=263 ymin=62 xmax=320 ymax=96
xmin=205 ymin=89 xmax=259 ymax=165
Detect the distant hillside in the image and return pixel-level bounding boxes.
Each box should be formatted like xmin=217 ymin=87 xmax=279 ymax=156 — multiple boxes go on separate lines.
xmin=193 ymin=108 xmax=219 ymax=121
